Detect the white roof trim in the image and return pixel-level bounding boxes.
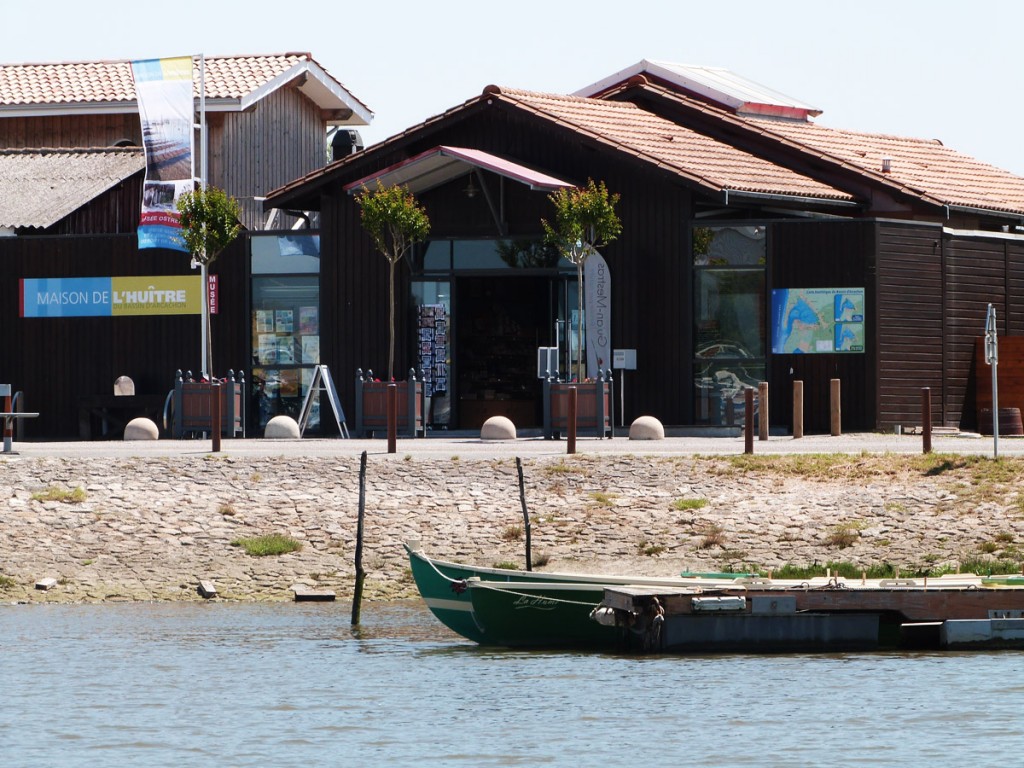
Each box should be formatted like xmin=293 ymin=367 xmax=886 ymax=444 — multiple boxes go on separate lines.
xmin=574 ymin=59 xmax=822 ymax=118
xmin=239 ymin=60 xmax=372 ymax=125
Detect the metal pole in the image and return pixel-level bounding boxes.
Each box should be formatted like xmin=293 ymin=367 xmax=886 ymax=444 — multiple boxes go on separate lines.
xmin=986 ymin=303 xmax=1000 ymax=459
xmin=793 ymin=380 xmax=804 ymax=439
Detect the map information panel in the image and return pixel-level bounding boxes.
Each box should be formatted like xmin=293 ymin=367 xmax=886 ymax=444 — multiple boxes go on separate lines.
xmin=771 ymin=287 xmax=865 ymax=354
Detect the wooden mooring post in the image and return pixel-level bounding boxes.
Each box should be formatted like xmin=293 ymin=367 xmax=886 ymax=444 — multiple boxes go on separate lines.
xmin=744 ymin=387 xmax=754 ymax=454
xmin=793 ymin=380 xmax=804 ymax=439
xmin=516 ymin=457 xmax=532 ymax=571
xmin=758 ymin=381 xmax=769 ymax=441
xmin=567 ymin=386 xmax=577 ymax=455
xmin=351 ymin=450 xmax=368 ymax=625
xmin=921 ymin=387 xmax=932 ymax=454
xmin=386 ymin=383 xmax=397 ymax=454
xmin=830 ymin=378 xmax=842 ymax=436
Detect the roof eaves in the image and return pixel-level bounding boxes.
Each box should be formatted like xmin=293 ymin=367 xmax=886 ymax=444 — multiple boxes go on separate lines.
xmin=626 ymin=81 xmax=952 ymax=211
xmin=237 ymin=58 xmax=373 ymax=125
xmin=264 ymin=92 xmax=492 ymax=208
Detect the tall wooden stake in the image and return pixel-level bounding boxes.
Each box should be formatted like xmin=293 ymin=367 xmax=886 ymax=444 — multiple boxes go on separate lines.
xmin=516 ymin=457 xmax=532 ymax=571
xmin=351 ymin=450 xmax=367 ymax=625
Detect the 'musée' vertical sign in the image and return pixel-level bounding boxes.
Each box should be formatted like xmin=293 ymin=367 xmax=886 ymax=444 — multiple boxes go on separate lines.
xmin=584 ymin=250 xmax=611 ymax=379
xmin=131 ymin=56 xmax=194 ymax=251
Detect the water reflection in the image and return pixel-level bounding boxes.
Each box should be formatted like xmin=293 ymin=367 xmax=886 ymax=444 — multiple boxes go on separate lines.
xmin=4 ymin=602 xmax=1024 ymax=767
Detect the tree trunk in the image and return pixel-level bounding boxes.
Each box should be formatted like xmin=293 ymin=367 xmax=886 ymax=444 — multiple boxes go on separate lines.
xmin=388 ymin=259 xmax=396 ymax=381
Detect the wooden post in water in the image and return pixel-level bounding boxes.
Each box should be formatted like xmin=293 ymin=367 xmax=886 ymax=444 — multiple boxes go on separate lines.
xmin=211 ymin=381 xmax=222 ymax=453
xmin=516 ymin=457 xmax=532 ymax=571
xmin=793 ymin=380 xmax=804 ymax=439
xmin=386 ymin=383 xmax=397 ymax=454
xmin=921 ymin=387 xmax=932 ymax=454
xmin=744 ymin=387 xmax=754 ymax=454
xmin=351 ymin=450 xmax=367 ymax=625
xmin=758 ymin=381 xmax=769 ymax=441
xmin=830 ymin=378 xmax=842 ymax=436
xmin=567 ymin=386 xmax=577 ymax=455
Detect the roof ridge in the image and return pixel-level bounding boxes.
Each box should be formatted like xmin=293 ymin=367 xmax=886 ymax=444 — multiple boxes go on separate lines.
xmin=0 ymin=52 xmax=310 ymax=69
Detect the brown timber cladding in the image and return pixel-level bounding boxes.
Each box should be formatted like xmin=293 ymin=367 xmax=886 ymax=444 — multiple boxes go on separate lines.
xmin=875 ymin=221 xmax=944 ymax=429
xmin=0 ymin=235 xmax=249 ymax=439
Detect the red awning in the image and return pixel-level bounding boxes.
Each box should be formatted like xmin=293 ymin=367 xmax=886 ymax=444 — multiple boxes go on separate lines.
xmin=343 ymin=146 xmax=573 ymax=195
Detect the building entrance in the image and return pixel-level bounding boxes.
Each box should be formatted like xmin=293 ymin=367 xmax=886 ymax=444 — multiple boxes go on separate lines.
xmin=454 ymin=276 xmax=550 ymax=429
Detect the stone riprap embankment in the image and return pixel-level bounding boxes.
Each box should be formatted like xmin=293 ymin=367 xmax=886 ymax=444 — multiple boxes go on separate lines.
xmin=2 ymin=452 xmax=1021 ymax=603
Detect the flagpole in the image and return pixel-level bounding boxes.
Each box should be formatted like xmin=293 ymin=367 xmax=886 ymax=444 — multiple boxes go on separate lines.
xmin=198 ymin=53 xmax=209 ymax=377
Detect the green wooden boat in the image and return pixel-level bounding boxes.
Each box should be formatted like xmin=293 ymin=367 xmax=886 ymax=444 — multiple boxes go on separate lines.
xmin=466 ymin=580 xmax=621 ymax=649
xmin=405 ymin=543 xmax=751 ymax=645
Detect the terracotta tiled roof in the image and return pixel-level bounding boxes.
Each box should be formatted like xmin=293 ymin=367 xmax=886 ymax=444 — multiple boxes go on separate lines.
xmin=0 ymin=53 xmax=371 ymax=120
xmin=494 ymin=88 xmax=854 ymax=202
xmin=0 ymin=147 xmax=144 ymax=229
xmin=744 ymin=117 xmax=1024 ymax=216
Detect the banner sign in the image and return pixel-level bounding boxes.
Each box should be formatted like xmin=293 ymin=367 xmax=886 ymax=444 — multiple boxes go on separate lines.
xmin=584 ymin=250 xmax=611 ymax=377
xmin=131 ymin=56 xmax=195 ymax=252
xmin=771 ymin=287 xmax=865 ymax=353
xmin=20 ymin=276 xmax=203 ymax=318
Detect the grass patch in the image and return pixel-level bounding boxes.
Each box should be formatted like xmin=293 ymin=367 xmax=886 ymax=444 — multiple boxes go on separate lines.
xmin=637 ymin=541 xmax=666 ymax=556
xmin=493 ymin=561 xmax=520 ymax=570
xmin=770 ymin=562 xmax=901 ymax=580
xmin=249 ymin=472 xmax=262 ymax=483
xmin=825 ymin=520 xmax=865 ymax=549
xmin=0 ymin=575 xmax=16 ymax=589
xmin=31 ymin=486 xmax=86 ymax=503
xmin=218 ymin=503 xmax=237 ymax=517
xmin=533 ymin=553 xmax=551 ymax=568
xmin=501 ymin=525 xmax=523 ymax=542
xmin=543 ymin=459 xmax=581 ymax=476
xmin=672 ymin=497 xmax=708 ymax=511
xmin=230 ymin=534 xmax=302 ymax=557
xmin=697 ymin=523 xmax=726 ymax=550
xmin=589 ymin=491 xmax=618 ymax=507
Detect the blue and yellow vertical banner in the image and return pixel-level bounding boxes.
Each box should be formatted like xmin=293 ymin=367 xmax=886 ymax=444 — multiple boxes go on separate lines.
xmin=131 ymin=56 xmax=195 ymax=251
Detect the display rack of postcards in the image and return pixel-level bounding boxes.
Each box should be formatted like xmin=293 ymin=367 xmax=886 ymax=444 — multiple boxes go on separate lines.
xmin=418 ymin=304 xmax=449 ymax=425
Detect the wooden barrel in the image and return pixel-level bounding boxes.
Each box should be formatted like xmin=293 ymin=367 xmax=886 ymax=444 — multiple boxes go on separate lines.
xmin=978 ymin=407 xmax=1024 ymax=436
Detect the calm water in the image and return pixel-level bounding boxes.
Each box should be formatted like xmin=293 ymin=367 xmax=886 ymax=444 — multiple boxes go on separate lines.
xmin=3 ymin=602 xmax=1023 ymax=767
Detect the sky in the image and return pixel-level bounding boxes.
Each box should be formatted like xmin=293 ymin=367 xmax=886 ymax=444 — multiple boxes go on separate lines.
xmin=5 ymin=0 xmax=1024 ymax=175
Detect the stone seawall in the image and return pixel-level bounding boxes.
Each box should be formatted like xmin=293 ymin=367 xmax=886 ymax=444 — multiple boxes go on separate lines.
xmin=2 ymin=453 xmax=1021 ymax=603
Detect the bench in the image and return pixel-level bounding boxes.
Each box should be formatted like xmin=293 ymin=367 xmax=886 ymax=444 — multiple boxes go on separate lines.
xmin=1 ymin=384 xmax=38 ymax=454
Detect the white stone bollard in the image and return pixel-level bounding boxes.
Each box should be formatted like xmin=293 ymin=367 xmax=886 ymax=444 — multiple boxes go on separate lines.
xmin=480 ymin=415 xmax=516 ymax=441
xmin=265 ymin=415 xmax=300 ymax=439
xmin=629 ymin=415 xmax=665 ymax=440
xmin=123 ymin=417 xmax=159 ymax=440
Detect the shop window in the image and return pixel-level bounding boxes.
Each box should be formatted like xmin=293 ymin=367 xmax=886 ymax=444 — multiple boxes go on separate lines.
xmin=692 ymin=225 xmax=766 ymax=425
xmin=251 ymin=233 xmax=321 ymax=432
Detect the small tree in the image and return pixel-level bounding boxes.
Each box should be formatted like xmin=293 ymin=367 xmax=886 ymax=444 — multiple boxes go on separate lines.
xmin=355 ymin=182 xmax=431 ymax=380
xmin=176 ymin=185 xmax=242 ymax=377
xmin=542 ymin=179 xmax=622 ymax=381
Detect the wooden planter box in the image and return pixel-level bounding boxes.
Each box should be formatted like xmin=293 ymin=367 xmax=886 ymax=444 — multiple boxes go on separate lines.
xmin=543 ymin=374 xmax=614 ymax=439
xmin=171 ymin=370 xmax=245 ymax=439
xmin=354 ymin=369 xmax=425 ymax=438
